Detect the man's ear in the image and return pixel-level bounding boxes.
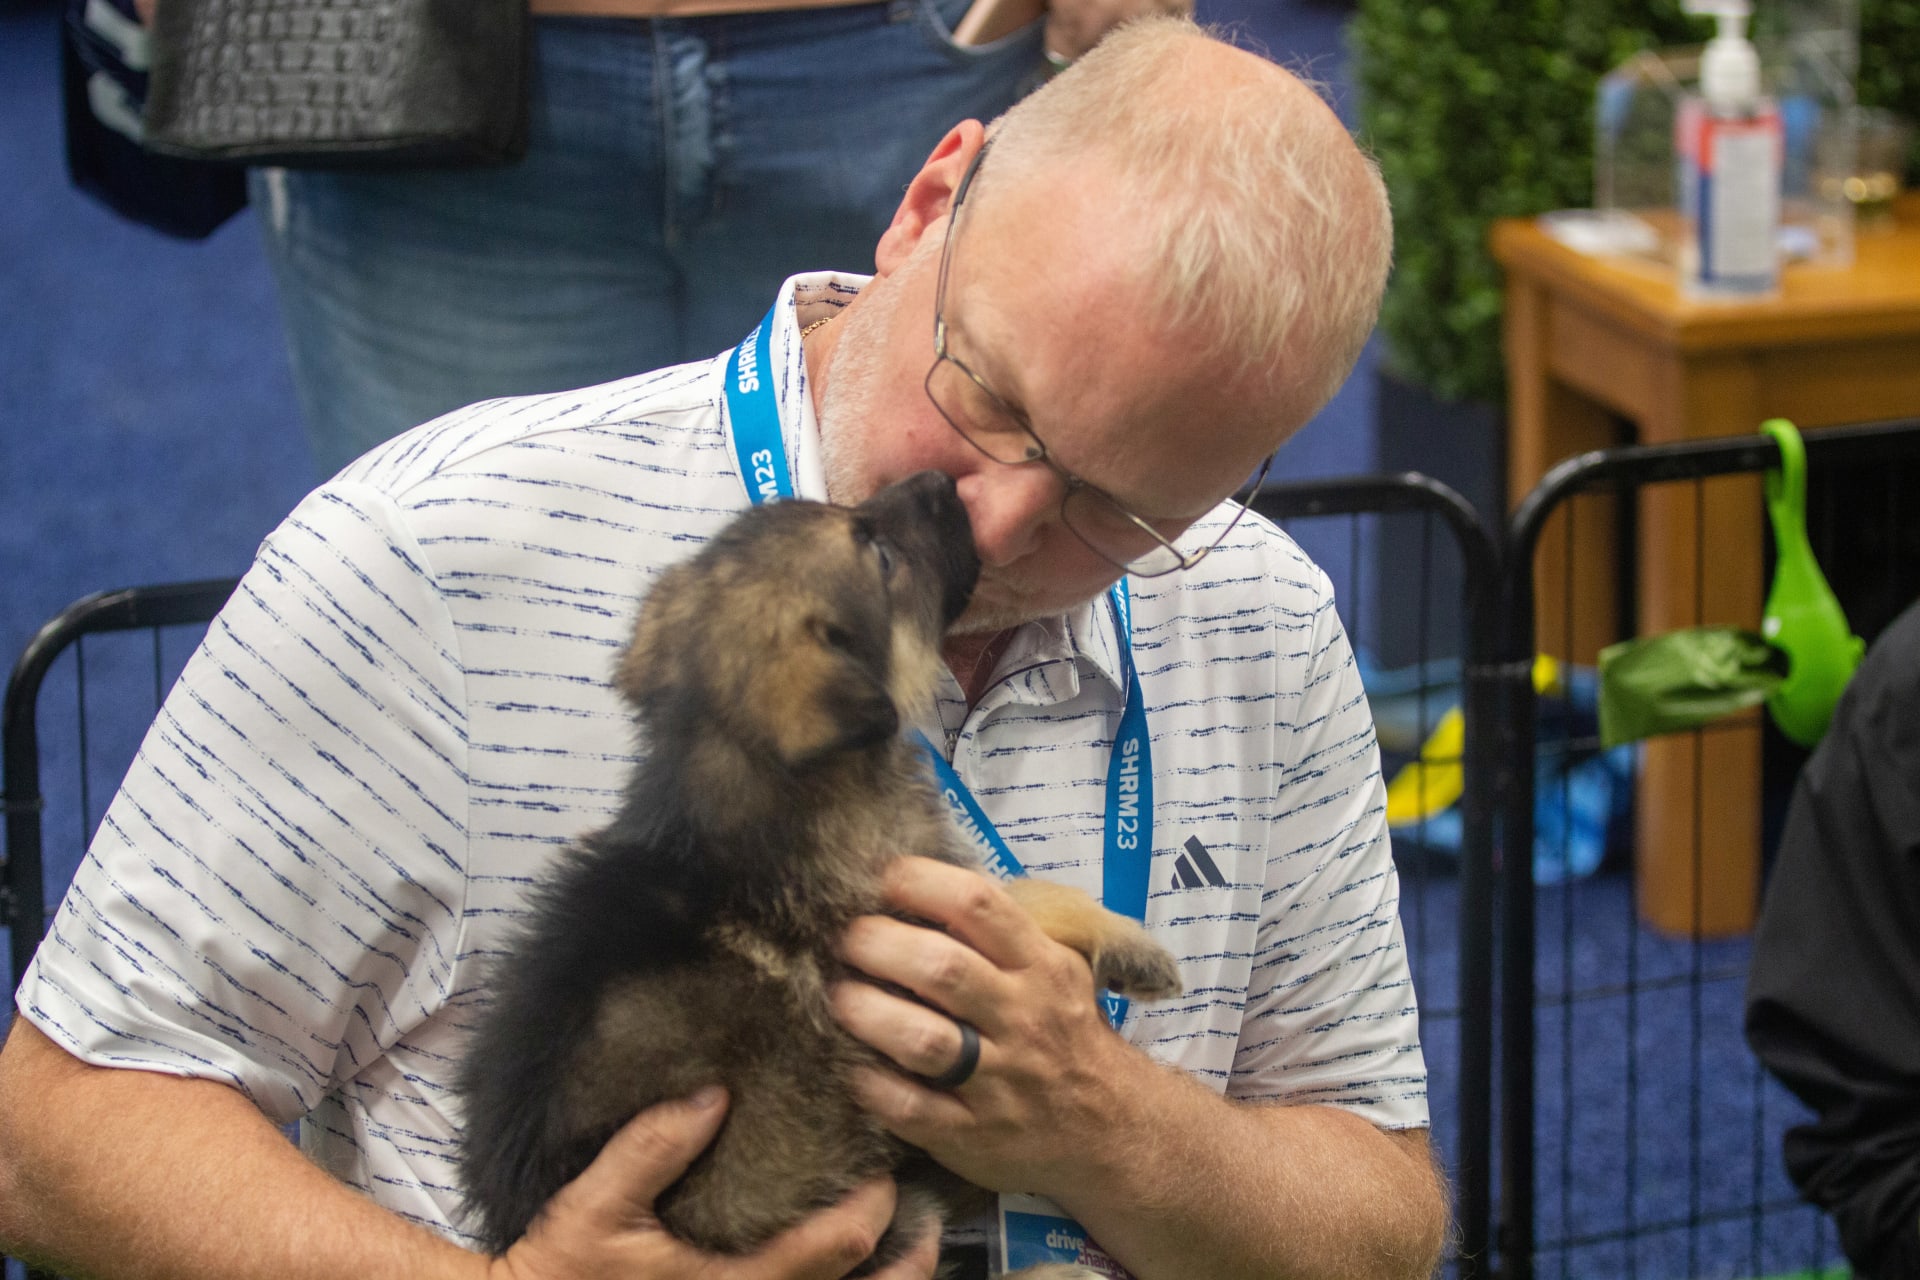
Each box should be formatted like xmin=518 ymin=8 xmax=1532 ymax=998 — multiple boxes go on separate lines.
xmin=874 ymin=120 xmax=988 ymax=277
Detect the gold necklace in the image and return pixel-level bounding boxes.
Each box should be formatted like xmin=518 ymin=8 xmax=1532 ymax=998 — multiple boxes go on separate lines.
xmin=800 ymin=315 xmax=833 ymax=339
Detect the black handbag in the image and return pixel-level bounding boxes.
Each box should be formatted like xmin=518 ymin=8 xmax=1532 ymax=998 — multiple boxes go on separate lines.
xmin=142 ymin=0 xmax=531 ymax=169
xmin=61 ymin=0 xmax=247 ymax=239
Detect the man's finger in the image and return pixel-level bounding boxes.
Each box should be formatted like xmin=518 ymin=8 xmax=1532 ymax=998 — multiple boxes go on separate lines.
xmin=879 ymin=858 xmax=1049 ymax=971
xmin=847 ymin=1065 xmax=974 ymax=1148
xmin=561 ymin=1086 xmax=729 ymax=1228
xmin=838 ymin=915 xmax=1008 ymax=1028
xmin=830 ymin=979 xmax=991 ymax=1082
xmin=737 ymin=1177 xmax=898 ymax=1280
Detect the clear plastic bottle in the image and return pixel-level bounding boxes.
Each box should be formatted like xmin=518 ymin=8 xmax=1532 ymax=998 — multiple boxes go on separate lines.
xmin=1675 ymin=0 xmax=1784 ymax=297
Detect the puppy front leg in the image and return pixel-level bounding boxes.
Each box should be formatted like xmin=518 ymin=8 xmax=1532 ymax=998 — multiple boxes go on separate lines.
xmin=1001 ymin=878 xmax=1181 ymax=1001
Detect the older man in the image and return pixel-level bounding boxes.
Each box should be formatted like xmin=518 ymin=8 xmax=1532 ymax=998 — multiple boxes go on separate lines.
xmin=0 ymin=18 xmax=1446 ymax=1280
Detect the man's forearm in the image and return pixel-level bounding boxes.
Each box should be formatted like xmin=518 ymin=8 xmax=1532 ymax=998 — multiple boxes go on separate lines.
xmin=0 ymin=1018 xmax=488 ymax=1280
xmin=1051 ymin=1048 xmax=1447 ymax=1280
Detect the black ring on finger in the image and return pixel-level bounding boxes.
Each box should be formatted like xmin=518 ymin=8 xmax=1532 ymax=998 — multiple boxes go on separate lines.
xmin=925 ymin=1019 xmax=981 ymax=1089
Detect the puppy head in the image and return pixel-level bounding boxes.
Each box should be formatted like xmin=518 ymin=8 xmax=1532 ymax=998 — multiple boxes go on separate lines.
xmin=616 ymin=472 xmax=979 ymax=775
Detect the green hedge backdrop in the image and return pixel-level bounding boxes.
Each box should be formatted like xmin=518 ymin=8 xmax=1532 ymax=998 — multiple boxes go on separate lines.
xmin=1350 ymin=0 xmax=1920 ymax=405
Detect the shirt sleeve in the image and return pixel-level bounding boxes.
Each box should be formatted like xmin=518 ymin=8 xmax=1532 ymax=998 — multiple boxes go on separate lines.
xmin=1745 ymin=602 xmax=1920 ymax=1280
xmin=15 ymin=482 xmax=472 ymax=1124
xmin=1230 ymin=563 xmax=1430 ymax=1130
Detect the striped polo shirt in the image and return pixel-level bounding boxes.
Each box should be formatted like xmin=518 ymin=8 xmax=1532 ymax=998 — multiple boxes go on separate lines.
xmin=18 ymin=273 xmax=1427 ymax=1245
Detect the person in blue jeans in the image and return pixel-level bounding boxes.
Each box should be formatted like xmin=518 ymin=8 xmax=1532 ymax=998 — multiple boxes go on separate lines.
xmin=250 ymin=0 xmax=1187 ymax=475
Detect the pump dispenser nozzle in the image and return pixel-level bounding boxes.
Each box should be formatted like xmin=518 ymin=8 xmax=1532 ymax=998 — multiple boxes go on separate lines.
xmin=1683 ymin=0 xmax=1761 ymax=108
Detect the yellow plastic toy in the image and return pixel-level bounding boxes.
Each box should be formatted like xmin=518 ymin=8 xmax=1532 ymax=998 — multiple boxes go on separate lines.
xmin=1385 ymin=655 xmax=1563 ymax=827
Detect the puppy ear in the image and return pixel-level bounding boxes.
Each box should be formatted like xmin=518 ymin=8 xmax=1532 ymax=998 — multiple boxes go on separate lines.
xmin=766 ymin=654 xmax=901 ymax=771
xmin=616 ymin=563 xmax=697 ymax=707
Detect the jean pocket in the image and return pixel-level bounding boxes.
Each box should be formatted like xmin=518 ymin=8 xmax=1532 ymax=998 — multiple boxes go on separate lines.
xmin=912 ymin=0 xmax=1045 ymax=60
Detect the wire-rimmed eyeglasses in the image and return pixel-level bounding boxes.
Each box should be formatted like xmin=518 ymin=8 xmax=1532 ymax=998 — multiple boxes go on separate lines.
xmin=925 ymin=141 xmax=1272 ymax=578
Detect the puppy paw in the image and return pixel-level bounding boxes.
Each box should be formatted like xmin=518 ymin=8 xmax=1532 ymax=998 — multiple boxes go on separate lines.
xmin=1093 ymin=936 xmax=1182 ymax=1001
xmin=1000 ymin=877 xmax=1183 ymax=1002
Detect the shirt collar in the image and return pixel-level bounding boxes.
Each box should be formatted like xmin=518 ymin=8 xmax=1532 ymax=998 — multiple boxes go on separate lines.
xmin=985 ymin=590 xmax=1130 ymax=710
xmin=745 ymin=270 xmax=870 ymax=503
xmin=1068 ymin=589 xmax=1132 ymax=699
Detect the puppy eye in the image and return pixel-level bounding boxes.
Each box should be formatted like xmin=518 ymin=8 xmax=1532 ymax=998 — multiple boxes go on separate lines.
xmin=820 ymin=622 xmax=858 ymax=653
xmin=873 ymin=542 xmax=895 ymax=578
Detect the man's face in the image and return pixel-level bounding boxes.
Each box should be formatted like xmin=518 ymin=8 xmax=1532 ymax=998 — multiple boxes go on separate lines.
xmin=819 ymin=155 xmax=1283 ymax=635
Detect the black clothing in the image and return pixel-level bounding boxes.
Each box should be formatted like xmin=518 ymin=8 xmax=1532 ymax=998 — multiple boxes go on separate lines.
xmin=945 ymin=1243 xmax=990 ymax=1279
xmin=1747 ymin=599 xmax=1920 ymax=1280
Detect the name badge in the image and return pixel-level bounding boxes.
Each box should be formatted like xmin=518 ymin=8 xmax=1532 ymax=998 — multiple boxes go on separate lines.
xmin=994 ymin=1193 xmax=1137 ymax=1278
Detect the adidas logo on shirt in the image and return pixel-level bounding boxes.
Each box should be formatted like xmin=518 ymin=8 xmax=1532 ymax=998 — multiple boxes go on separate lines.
xmin=1170 ymin=835 xmax=1227 ymax=889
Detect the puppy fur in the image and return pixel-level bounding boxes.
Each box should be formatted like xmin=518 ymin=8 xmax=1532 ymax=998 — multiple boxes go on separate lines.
xmin=455 ymin=471 xmax=1180 ymax=1274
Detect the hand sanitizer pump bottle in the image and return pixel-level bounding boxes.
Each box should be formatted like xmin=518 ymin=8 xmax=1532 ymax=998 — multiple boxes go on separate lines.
xmin=1676 ymin=0 xmax=1783 ymax=297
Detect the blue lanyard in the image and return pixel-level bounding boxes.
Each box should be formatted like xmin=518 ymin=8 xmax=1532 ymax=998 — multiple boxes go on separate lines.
xmin=724 ymin=302 xmax=1154 ymax=1030
xmin=726 ymin=303 xmax=795 ymax=504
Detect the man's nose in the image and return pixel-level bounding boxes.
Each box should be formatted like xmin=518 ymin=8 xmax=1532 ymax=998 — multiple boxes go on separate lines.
xmin=958 ymin=463 xmax=1063 ymax=567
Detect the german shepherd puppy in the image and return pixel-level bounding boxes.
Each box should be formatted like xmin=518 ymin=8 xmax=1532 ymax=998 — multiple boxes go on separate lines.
xmin=456 ymin=471 xmax=1181 ymax=1274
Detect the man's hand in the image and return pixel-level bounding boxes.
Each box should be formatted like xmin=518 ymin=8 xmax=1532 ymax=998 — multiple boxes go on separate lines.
xmin=493 ymin=1087 xmax=937 ymax=1280
xmin=1045 ymin=0 xmax=1195 ymax=63
xmin=828 ymin=857 xmax=1140 ymax=1194
xmin=827 ymin=860 xmax=1448 ymax=1280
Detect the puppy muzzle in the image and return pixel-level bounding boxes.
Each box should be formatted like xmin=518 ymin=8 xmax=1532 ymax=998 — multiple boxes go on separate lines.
xmin=858 ymin=471 xmax=980 ymax=628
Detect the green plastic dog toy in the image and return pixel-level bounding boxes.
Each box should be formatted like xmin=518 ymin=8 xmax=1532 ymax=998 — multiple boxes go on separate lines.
xmin=1759 ymin=418 xmax=1865 ymax=747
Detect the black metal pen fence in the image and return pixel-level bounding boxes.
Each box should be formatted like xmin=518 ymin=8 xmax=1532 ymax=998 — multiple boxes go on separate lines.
xmin=1495 ymin=417 xmax=1920 ymax=1280
xmin=5 ymin=424 xmax=1917 ymax=1280
xmin=1253 ymin=475 xmax=1502 ymax=1280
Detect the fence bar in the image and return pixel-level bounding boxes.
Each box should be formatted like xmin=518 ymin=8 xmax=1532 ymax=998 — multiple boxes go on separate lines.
xmin=1255 ymin=473 xmax=1502 ymax=1280
xmin=2 ymin=578 xmax=239 ymax=992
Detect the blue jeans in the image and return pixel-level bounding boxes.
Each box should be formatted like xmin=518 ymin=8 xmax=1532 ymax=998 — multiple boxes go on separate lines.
xmin=249 ymin=0 xmax=1043 ymax=476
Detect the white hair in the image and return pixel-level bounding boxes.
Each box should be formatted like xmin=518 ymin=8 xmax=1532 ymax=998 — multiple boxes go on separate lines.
xmin=981 ymin=16 xmax=1392 ymax=424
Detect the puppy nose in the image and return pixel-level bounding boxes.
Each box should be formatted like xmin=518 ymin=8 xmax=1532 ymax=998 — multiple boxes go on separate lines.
xmin=960 ymin=466 xmax=1061 ymax=567
xmin=899 ymin=469 xmax=960 ymax=512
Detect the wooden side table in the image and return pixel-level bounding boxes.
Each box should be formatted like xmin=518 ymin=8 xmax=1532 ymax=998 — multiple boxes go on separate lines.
xmin=1493 ymin=199 xmax=1920 ymax=935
